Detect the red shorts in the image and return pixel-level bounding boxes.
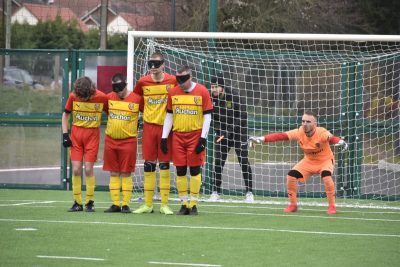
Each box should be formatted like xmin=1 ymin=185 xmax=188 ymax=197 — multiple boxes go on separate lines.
xmin=142 ymin=122 xmax=172 ymax=162
xmin=172 ymin=130 xmax=204 ymax=167
xmin=292 ymin=158 xmax=335 ymax=182
xmin=103 ymin=135 xmax=137 ymax=173
xmin=70 ymin=126 xmax=100 ymax=162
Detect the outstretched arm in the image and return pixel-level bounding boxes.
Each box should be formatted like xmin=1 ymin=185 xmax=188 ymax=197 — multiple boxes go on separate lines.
xmin=248 ymin=132 xmax=289 ymax=148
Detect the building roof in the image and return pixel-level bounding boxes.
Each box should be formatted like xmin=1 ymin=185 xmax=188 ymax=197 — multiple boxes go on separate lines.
xmin=116 ymin=12 xmax=154 ymax=31
xmin=17 ymin=3 xmax=88 ymax=31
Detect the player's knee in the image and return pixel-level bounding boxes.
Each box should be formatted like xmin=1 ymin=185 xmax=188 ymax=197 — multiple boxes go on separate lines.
xmin=190 ymin=166 xmax=201 ymax=176
xmin=288 ymin=170 xmax=303 ymax=179
xmin=176 ymin=166 xmax=187 ymax=176
xmin=144 ymin=161 xmax=156 ymax=172
xmin=321 ymin=170 xmax=332 ymax=178
xmin=159 ymin=162 xmax=170 ymax=170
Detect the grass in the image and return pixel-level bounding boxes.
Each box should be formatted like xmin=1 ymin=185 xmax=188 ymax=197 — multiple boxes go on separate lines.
xmin=0 ymin=189 xmax=399 ymax=267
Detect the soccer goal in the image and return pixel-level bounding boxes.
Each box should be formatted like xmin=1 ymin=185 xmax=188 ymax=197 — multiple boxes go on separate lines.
xmin=127 ymin=31 xmax=400 ymax=209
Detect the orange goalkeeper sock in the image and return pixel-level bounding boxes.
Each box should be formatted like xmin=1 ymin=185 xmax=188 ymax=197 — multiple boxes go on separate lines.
xmin=287 ymin=175 xmax=297 ymax=204
xmin=323 ymin=176 xmax=336 ymax=207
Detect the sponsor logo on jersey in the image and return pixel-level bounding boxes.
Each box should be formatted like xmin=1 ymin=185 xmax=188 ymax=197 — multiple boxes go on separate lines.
xmin=175 ymin=107 xmax=198 ymax=115
xmin=147 ymin=97 xmax=167 ymax=105
xmin=109 ymin=112 xmax=131 ymax=121
xmin=75 ymin=114 xmax=98 ymax=121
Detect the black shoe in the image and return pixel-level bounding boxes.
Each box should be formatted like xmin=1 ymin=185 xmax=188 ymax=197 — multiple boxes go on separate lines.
xmin=121 ymin=205 xmax=131 ymax=213
xmin=68 ymin=201 xmax=83 ymax=212
xmin=177 ymin=205 xmax=190 ymax=215
xmin=190 ymin=205 xmax=198 ymax=215
xmin=85 ymin=200 xmax=95 ymax=212
xmin=104 ymin=204 xmax=121 ymax=213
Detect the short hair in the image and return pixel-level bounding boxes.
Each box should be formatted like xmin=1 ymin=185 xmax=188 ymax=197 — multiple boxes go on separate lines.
xmin=74 ymin=76 xmax=95 ymax=99
xmin=211 ymin=74 xmax=224 ymax=87
xmin=177 ymin=65 xmax=191 ymax=75
xmin=150 ymin=52 xmax=164 ymax=60
xmin=304 ymin=110 xmax=318 ymax=120
xmin=112 ymin=73 xmax=126 ymax=83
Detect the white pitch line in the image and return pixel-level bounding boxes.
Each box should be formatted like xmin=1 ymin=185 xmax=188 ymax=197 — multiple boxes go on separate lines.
xmin=0 ymin=218 xmax=398 ymax=238
xmin=37 ymin=255 xmax=104 ymax=261
xmin=201 ymin=210 xmax=400 ymax=222
xmin=0 ymin=201 xmax=56 ymax=207
xmin=149 ymin=261 xmax=221 ymax=266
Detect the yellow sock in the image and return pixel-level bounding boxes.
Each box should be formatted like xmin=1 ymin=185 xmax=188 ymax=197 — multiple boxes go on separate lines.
xmin=85 ymin=175 xmax=95 ymax=203
xmin=121 ymin=176 xmax=133 ymax=206
xmin=160 ymin=169 xmax=170 ymax=206
xmin=176 ymin=175 xmax=189 ymax=206
xmin=72 ymin=175 xmax=82 ymax=205
xmin=109 ymin=176 xmax=121 ymax=206
xmin=323 ymin=176 xmax=336 ymax=207
xmin=189 ymin=174 xmax=201 ymax=208
xmin=144 ymin=171 xmax=156 ymax=207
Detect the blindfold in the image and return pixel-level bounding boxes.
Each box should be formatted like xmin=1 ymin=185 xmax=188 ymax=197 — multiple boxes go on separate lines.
xmin=176 ymin=74 xmax=191 ymax=84
xmin=147 ymin=60 xmax=164 ymax=69
xmin=112 ymin=81 xmax=126 ymax=93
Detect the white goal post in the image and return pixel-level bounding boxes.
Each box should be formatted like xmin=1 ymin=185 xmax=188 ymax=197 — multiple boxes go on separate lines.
xmin=127 ymin=31 xmax=400 ymax=208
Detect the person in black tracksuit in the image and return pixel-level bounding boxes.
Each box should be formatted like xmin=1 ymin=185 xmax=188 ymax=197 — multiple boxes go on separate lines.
xmin=210 ymin=75 xmax=254 ymax=202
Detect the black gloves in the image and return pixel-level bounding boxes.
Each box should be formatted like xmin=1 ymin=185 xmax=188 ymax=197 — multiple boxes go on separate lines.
xmin=62 ymin=133 xmax=72 ymax=148
xmin=160 ymin=138 xmax=168 ymax=154
xmin=195 ymin=137 xmax=207 ymax=154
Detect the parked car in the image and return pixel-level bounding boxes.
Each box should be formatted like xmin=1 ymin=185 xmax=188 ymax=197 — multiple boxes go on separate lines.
xmin=3 ymin=67 xmax=44 ymax=90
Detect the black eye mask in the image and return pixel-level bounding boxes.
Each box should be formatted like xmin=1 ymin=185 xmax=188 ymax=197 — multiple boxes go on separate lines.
xmin=112 ymin=81 xmax=126 ymax=93
xmin=147 ymin=60 xmax=164 ymax=69
xmin=176 ymin=74 xmax=190 ymax=84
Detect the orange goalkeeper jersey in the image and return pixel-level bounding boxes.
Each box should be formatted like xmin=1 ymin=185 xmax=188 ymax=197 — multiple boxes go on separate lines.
xmin=286 ymin=126 xmax=334 ymax=161
xmin=133 ymin=73 xmax=177 ymax=126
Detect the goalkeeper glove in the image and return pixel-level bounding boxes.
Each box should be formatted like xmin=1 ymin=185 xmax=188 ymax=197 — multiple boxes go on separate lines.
xmin=62 ymin=133 xmax=72 ymax=148
xmin=195 ymin=137 xmax=207 ymax=154
xmin=247 ymin=136 xmax=264 ymax=148
xmin=337 ymin=139 xmax=348 ymax=151
xmin=160 ymin=138 xmax=168 ymax=154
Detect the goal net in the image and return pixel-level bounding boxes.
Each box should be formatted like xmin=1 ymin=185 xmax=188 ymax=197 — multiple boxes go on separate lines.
xmin=128 ymin=31 xmax=400 ymax=208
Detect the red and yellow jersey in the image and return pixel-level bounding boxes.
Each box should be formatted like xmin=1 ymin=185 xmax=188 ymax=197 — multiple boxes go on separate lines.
xmin=133 ymin=73 xmax=177 ymax=125
xmin=286 ymin=126 xmax=334 ymax=161
xmin=167 ymin=83 xmax=213 ymax=133
xmin=64 ymin=90 xmax=108 ymax=128
xmin=105 ymin=92 xmax=142 ymax=139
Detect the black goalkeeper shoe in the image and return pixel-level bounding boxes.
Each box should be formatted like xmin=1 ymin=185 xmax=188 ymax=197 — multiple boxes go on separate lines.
xmin=68 ymin=201 xmax=83 ymax=212
xmin=121 ymin=205 xmax=132 ymax=213
xmin=104 ymin=204 xmax=121 ymax=213
xmin=177 ymin=205 xmax=190 ymax=215
xmin=189 ymin=205 xmax=198 ymax=215
xmin=85 ymin=200 xmax=95 ymax=212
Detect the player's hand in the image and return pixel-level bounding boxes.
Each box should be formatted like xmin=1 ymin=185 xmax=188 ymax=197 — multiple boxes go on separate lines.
xmin=160 ymin=138 xmax=168 ymax=154
xmin=247 ymin=136 xmax=264 ymax=148
xmin=62 ymin=133 xmax=72 ymax=148
xmin=337 ymin=139 xmax=348 ymax=151
xmin=195 ymin=137 xmax=207 ymax=154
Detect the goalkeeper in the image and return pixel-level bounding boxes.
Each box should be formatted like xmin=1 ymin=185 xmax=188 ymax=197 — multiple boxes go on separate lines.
xmin=132 ymin=52 xmax=177 ymax=215
xmin=209 ymin=74 xmax=254 ymax=203
xmin=61 ymin=77 xmax=108 ymax=212
xmin=248 ymin=111 xmax=348 ymax=214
